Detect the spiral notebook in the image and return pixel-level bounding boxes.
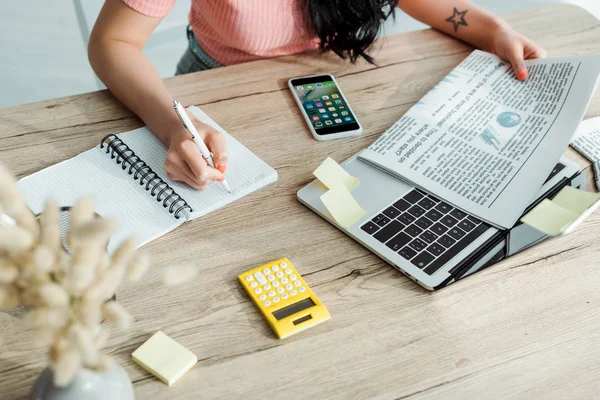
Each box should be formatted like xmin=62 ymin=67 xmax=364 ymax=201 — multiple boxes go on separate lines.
xmin=17 ymin=106 xmax=278 ymax=251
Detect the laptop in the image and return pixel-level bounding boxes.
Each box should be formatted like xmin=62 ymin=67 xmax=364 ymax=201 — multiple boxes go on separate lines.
xmin=297 ymin=154 xmax=585 ymax=290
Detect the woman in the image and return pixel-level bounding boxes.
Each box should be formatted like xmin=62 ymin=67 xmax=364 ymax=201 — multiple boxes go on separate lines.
xmin=88 ymin=0 xmax=546 ymax=190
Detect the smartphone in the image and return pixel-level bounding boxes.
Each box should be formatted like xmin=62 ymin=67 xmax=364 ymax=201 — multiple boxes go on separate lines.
xmin=288 ymin=74 xmax=362 ymax=141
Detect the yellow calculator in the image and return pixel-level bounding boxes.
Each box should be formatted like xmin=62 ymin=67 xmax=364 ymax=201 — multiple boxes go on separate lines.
xmin=238 ymin=258 xmax=330 ymax=339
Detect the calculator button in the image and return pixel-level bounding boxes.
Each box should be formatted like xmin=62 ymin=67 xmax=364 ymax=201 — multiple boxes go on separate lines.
xmin=268 ymin=291 xmax=276 ymax=297
xmin=267 ymin=275 xmax=275 ymax=281
xmin=290 ymin=290 xmax=298 ymax=296
xmin=264 ymin=301 xmax=271 ymax=307
xmin=280 ymin=262 xmax=288 ymax=268
xmin=253 ymin=272 xmax=267 ymax=284
xmin=285 ymin=284 xmax=293 ymax=290
xmin=281 ymin=277 xmax=288 ymax=284
xmin=271 ymin=265 xmax=280 ymax=272
xmin=259 ymin=294 xmax=267 ymax=301
xmin=263 ymin=284 xmax=271 ymax=290
xmin=254 ymin=288 xmax=262 ymax=294
xmin=289 ymin=274 xmax=297 ymax=280
xmin=277 ymin=287 xmax=284 ymax=294
xmin=298 ymin=286 xmax=306 ymax=293
xmin=281 ymin=293 xmax=289 ymax=300
xmin=250 ymin=281 xmax=258 ymax=288
xmin=272 ymin=281 xmax=280 ymax=287
xmin=294 ymin=280 xmax=302 ymax=287
xmin=276 ymin=271 xmax=284 ymax=278
xmin=245 ymin=275 xmax=253 ymax=281
xmin=284 ymin=268 xmax=292 ymax=275
xmin=273 ymin=297 xmax=280 ymax=303
xmin=263 ymin=268 xmax=271 ymax=275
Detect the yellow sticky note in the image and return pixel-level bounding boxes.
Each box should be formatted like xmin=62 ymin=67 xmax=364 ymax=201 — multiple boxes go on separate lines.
xmin=551 ymin=186 xmax=600 ymax=214
xmin=313 ymin=157 xmax=359 ymax=191
xmin=132 ymin=331 xmax=197 ymax=386
xmin=321 ymin=184 xmax=367 ymax=228
xmin=520 ymin=199 xmax=578 ymax=236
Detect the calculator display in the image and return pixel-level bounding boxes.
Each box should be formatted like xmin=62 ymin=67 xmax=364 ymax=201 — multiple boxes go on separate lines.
xmin=272 ymin=298 xmax=316 ymax=320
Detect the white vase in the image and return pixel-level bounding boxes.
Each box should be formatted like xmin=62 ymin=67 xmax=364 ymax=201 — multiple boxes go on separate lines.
xmin=30 ymin=363 xmax=135 ymax=400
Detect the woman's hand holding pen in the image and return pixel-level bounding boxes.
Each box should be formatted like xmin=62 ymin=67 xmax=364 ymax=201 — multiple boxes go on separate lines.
xmin=164 ymin=112 xmax=229 ymax=190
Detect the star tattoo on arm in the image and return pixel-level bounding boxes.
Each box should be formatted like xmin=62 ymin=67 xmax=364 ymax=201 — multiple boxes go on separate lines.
xmin=446 ymin=7 xmax=469 ymax=33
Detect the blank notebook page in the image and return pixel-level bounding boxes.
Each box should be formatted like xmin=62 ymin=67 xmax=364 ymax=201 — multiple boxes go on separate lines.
xmin=118 ymin=106 xmax=278 ymax=220
xmin=17 ymin=147 xmax=182 ymax=251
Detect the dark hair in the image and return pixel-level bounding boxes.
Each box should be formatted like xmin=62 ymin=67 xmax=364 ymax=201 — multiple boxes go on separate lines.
xmin=304 ymin=0 xmax=399 ymax=64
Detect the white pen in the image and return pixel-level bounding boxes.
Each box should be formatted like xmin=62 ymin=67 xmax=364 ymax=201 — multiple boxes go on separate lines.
xmin=173 ymin=100 xmax=231 ymax=193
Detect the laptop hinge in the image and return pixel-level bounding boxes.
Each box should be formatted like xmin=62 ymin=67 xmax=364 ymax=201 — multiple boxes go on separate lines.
xmin=435 ymin=230 xmax=507 ymax=290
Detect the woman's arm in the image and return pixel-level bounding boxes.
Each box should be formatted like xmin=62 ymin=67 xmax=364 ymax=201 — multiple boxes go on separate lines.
xmin=88 ymin=0 xmax=226 ymax=189
xmin=398 ymin=0 xmax=546 ymax=79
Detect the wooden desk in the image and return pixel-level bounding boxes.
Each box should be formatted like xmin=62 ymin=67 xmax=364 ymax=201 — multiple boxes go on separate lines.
xmin=1 ymin=4 xmax=600 ymax=399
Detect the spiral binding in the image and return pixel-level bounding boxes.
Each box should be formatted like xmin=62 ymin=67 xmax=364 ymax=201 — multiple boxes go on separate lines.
xmin=100 ymin=134 xmax=193 ymax=219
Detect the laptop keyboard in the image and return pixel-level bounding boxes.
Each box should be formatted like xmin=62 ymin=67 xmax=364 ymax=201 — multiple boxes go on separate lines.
xmin=360 ymin=189 xmax=490 ymax=275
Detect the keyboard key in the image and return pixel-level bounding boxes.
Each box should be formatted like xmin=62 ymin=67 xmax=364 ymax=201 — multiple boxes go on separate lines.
xmin=383 ymin=206 xmax=401 ymax=219
xmin=393 ymin=198 xmax=411 ymax=212
xmin=397 ymin=213 xmax=415 ymax=225
xmin=361 ymin=221 xmax=380 ymax=235
xmin=385 ymin=232 xmax=411 ymax=251
xmin=441 ymin=215 xmax=459 ymax=228
xmin=398 ymin=246 xmax=417 ymax=260
xmin=407 ymin=205 xmax=426 ymax=218
xmin=450 ymin=209 xmax=467 ymax=220
xmin=404 ymin=190 xmax=424 ymax=204
xmin=428 ymin=243 xmax=446 ymax=256
xmin=435 ymin=202 xmax=453 ymax=214
xmin=448 ymin=227 xmax=466 ymax=241
xmin=409 ymin=238 xmax=427 ymax=252
xmin=404 ymin=224 xmax=423 ymax=237
xmin=411 ymin=251 xmax=435 ymax=269
xmin=438 ymin=234 xmax=456 ymax=248
xmin=374 ymin=220 xmax=403 ymax=243
xmin=424 ymin=223 xmax=490 ymax=275
xmin=425 ymin=209 xmax=443 ymax=221
xmin=372 ymin=214 xmax=389 ymax=226
xmin=415 ymin=217 xmax=433 ymax=230
xmin=417 ymin=197 xmax=436 ymax=210
xmin=467 ymin=216 xmax=481 ymax=224
xmin=431 ymin=223 xmax=448 ymax=236
xmin=420 ymin=230 xmax=438 ymax=244
xmin=458 ymin=219 xmax=476 ymax=232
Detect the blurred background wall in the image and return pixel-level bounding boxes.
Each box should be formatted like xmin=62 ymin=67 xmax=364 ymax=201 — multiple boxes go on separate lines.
xmin=1 ymin=0 xmax=598 ymax=108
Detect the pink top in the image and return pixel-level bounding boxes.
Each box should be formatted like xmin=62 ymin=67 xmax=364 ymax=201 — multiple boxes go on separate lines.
xmin=122 ymin=0 xmax=319 ymax=65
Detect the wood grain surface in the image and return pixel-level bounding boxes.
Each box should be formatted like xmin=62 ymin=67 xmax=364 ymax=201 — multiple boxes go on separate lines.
xmin=1 ymin=4 xmax=599 ymax=399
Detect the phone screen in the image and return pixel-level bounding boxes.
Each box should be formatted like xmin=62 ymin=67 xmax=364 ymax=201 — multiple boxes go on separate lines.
xmin=291 ymin=75 xmax=360 ymax=135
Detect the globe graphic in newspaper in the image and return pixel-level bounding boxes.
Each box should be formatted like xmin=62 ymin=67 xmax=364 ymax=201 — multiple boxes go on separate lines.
xmin=496 ymin=111 xmax=522 ymax=128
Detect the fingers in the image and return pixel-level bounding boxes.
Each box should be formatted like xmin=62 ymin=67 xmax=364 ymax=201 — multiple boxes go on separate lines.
xmin=524 ymin=40 xmax=547 ymax=60
xmin=197 ymin=123 xmax=229 ymax=173
xmin=506 ymin=42 xmax=528 ymax=80
xmin=164 ymin=149 xmax=203 ymax=189
xmin=164 ymin=139 xmax=224 ymax=190
xmin=178 ymin=140 xmax=224 ymax=187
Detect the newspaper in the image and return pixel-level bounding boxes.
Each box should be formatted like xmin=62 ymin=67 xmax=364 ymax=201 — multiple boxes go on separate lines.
xmin=359 ymin=50 xmax=600 ymax=229
xmin=570 ymin=117 xmax=600 ymax=189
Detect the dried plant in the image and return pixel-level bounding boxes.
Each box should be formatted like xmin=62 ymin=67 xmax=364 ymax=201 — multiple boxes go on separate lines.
xmin=0 ymin=164 xmax=151 ymax=387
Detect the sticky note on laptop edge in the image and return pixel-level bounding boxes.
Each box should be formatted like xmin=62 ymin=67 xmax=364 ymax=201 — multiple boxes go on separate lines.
xmin=320 ymin=183 xmax=367 ymax=228
xmin=551 ymin=185 xmax=600 ymax=214
xmin=132 ymin=331 xmax=198 ymax=386
xmin=520 ymin=186 xmax=600 ymax=236
xmin=313 ymin=157 xmax=359 ymax=191
xmin=313 ymin=158 xmax=366 ymax=227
